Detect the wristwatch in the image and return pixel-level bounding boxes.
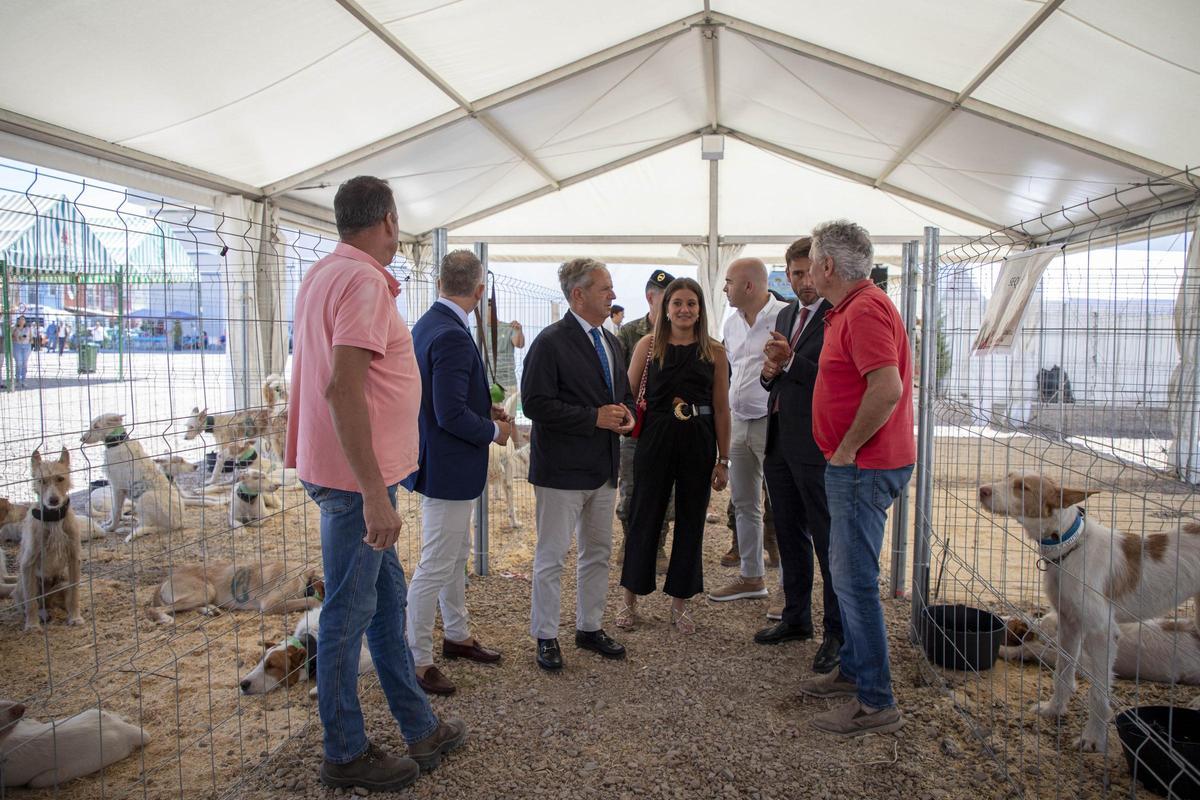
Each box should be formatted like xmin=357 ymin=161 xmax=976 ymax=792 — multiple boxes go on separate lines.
xmin=716 ymin=457 xmax=731 ymax=467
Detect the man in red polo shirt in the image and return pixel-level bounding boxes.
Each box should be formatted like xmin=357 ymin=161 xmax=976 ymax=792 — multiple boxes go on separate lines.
xmin=797 ymin=219 xmax=914 ymax=738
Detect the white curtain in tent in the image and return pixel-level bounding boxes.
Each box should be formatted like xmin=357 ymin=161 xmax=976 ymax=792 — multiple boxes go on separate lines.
xmin=1168 ymin=212 xmax=1200 ymax=483
xmin=216 ymin=194 xmax=285 ymax=411
xmin=681 ymin=243 xmax=743 ymax=337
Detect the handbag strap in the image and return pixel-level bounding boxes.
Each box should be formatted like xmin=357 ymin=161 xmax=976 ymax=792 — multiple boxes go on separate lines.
xmin=636 ymin=335 xmax=653 ymax=405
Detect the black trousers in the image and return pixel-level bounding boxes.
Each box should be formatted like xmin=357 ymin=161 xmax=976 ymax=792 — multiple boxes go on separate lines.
xmin=764 ymin=436 xmax=842 ymax=637
xmin=621 ymin=412 xmax=714 ymax=599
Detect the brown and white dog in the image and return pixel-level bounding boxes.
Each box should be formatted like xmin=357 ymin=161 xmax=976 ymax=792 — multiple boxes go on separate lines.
xmin=238 ymin=604 xmax=374 ymax=697
xmin=1001 ymin=611 xmax=1200 ymax=686
xmin=144 ymin=560 xmax=323 ymax=624
xmin=0 ymin=497 xmax=29 ymax=544
xmin=261 ymin=373 xmax=289 ymax=464
xmin=979 ymin=471 xmax=1200 ymax=752
xmin=9 ymin=449 xmax=83 ymax=631
xmin=0 ymin=699 xmax=148 ymax=788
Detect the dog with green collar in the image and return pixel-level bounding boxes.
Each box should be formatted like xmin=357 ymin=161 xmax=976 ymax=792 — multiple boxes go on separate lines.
xmin=229 ymin=468 xmax=282 ymax=528
xmin=239 ymin=605 xmax=375 ymax=696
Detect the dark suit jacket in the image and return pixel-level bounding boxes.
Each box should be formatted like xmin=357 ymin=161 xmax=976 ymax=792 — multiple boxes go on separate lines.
xmin=763 ymin=299 xmax=832 ymax=466
xmin=402 ymin=301 xmax=495 ymax=500
xmin=521 ymin=311 xmax=635 ymax=490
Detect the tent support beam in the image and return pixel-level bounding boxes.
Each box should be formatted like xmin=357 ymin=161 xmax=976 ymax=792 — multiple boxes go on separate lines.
xmin=265 ymin=11 xmax=703 ymax=195
xmin=446 ymin=234 xmax=981 ymax=246
xmin=727 ymin=128 xmax=1022 ymax=237
xmin=331 ymin=0 xmax=561 ymax=189
xmin=872 ymin=0 xmax=1065 ymax=188
xmin=700 ymin=22 xmax=720 ymax=130
xmin=0 ymin=108 xmax=262 ymax=199
xmin=713 ymin=11 xmax=1189 ymax=187
xmin=435 ymin=130 xmax=704 ymax=232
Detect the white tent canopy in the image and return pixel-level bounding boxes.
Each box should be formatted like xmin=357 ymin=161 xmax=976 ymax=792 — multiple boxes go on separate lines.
xmin=0 ymin=0 xmax=1194 ymax=242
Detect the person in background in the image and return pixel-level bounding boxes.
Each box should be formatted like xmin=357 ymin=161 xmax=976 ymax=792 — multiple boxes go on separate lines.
xmin=481 ymin=300 xmax=525 ymax=399
xmin=522 ymin=257 xmax=634 ymax=672
xmin=11 ymin=315 xmax=32 ymax=389
xmin=603 ymin=304 xmax=624 ymax=335
xmin=403 ymin=250 xmax=509 ymax=696
xmin=201 ymin=330 xmax=209 ymax=351
xmin=618 ymin=277 xmax=730 ymax=634
xmin=615 ymin=270 xmax=674 ymax=572
xmin=286 ymin=175 xmax=466 ymax=792
xmin=708 ymin=258 xmax=788 ymax=604
xmin=45 ymin=320 xmax=57 ymax=352
xmin=758 ymin=236 xmax=841 ymax=674
xmin=172 ymin=319 xmax=184 ymax=351
xmin=797 ymin=219 xmax=914 ymax=739
xmin=57 ymin=321 xmax=69 ymax=355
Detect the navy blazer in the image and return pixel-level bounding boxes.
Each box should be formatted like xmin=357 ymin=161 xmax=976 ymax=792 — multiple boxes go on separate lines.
xmin=521 ymin=311 xmax=635 ymax=491
xmin=402 ymin=301 xmax=495 ymax=500
xmin=763 ymin=299 xmax=832 ymax=466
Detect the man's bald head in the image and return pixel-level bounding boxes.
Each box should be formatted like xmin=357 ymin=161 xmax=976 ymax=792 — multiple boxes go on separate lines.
xmin=723 ymin=257 xmax=769 ymax=311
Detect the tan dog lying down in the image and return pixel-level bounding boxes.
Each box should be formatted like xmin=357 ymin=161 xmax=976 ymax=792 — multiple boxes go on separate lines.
xmin=145 ymin=561 xmax=323 ymax=624
xmin=238 ymin=604 xmax=374 ymax=697
xmin=1001 ymin=612 xmax=1200 ymax=686
xmin=0 ymin=699 xmax=148 ymax=788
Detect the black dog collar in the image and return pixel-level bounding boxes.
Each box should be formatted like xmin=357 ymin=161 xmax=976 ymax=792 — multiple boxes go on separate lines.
xmin=204 ymin=415 xmax=216 ymax=433
xmin=104 ymin=426 xmax=129 ymax=448
xmin=32 ymin=498 xmax=70 ymax=523
xmin=235 ymin=488 xmax=259 ymax=504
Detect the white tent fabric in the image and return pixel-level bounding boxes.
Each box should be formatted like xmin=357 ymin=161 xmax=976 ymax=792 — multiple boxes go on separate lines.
xmin=0 ymin=0 xmax=1192 ymax=245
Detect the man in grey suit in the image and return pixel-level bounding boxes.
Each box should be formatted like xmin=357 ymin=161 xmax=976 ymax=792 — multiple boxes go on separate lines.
xmin=521 ymin=258 xmax=636 ymax=671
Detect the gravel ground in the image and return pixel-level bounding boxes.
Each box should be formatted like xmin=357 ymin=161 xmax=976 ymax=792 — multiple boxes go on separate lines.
xmin=222 ymin=511 xmax=1088 ymax=800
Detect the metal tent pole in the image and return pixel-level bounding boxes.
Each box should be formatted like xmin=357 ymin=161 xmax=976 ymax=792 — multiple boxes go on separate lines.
xmin=910 ymin=227 xmax=939 ymax=631
xmin=472 ymin=239 xmax=490 ymax=578
xmin=889 ymin=240 xmax=920 ymax=597
xmin=2 ymin=261 xmax=11 ymax=392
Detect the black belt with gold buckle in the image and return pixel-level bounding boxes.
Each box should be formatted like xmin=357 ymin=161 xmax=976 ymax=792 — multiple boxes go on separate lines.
xmin=673 ymin=401 xmax=713 ymax=420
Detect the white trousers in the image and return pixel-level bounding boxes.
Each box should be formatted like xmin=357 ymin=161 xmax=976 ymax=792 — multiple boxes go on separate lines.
xmin=405 ymin=495 xmax=474 ymax=668
xmin=729 ymin=416 xmax=769 ymax=579
xmin=529 ymin=484 xmax=617 ymax=640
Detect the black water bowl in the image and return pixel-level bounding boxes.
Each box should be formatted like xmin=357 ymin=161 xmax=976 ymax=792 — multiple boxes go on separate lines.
xmin=920 ymin=604 xmax=1005 ymax=671
xmin=1115 ymin=706 xmax=1200 ymax=798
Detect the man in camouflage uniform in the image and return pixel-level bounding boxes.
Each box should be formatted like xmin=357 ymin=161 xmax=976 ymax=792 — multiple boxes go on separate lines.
xmin=615 ymin=269 xmax=674 ymax=574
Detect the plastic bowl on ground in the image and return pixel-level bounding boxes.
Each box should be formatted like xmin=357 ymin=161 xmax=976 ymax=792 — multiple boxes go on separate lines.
xmin=919 ymin=603 xmax=1006 ymax=671
xmin=1115 ymin=705 xmax=1200 ymax=798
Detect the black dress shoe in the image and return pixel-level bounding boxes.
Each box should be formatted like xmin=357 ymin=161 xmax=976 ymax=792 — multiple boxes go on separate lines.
xmin=574 ymin=628 xmax=626 ymax=660
xmin=536 ymin=638 xmax=563 ymax=671
xmin=812 ymin=634 xmax=843 ymax=674
xmin=753 ymin=621 xmax=814 ymax=645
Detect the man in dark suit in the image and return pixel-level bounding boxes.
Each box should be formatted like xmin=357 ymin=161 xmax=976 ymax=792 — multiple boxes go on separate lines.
xmin=521 ymin=257 xmax=636 ymax=671
xmin=403 ymin=250 xmax=510 ymax=695
xmin=757 ymin=237 xmax=842 ymax=675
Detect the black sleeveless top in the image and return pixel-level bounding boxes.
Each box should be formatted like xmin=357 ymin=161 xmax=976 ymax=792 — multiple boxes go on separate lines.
xmin=645 ymin=342 xmax=714 ymax=411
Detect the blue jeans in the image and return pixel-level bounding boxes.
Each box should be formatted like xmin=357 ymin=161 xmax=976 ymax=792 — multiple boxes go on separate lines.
xmin=302 ymin=481 xmax=438 ymax=763
xmin=825 ymin=463 xmax=913 ymax=710
xmin=13 ymin=343 xmax=30 ymax=383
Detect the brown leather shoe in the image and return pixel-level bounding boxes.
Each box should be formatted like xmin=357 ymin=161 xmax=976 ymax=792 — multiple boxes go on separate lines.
xmin=719 ymin=545 xmax=739 ymax=568
xmin=416 ymin=666 xmax=456 ymax=696
xmin=409 ymin=718 xmax=468 ymax=772
xmin=442 ymin=638 xmax=502 ymax=664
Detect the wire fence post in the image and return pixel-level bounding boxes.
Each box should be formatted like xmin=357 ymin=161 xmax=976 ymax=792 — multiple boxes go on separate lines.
xmin=472 ymin=239 xmax=491 ymax=578
xmin=2 ymin=260 xmax=11 ymax=392
xmin=910 ymin=227 xmax=939 ymax=633
xmin=890 ymin=239 xmax=920 ymax=597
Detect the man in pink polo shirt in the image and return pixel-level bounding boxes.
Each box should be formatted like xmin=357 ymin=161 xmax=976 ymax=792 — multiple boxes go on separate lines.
xmin=796 ymin=219 xmax=914 ymax=739
xmin=286 ymin=176 xmax=465 ymax=792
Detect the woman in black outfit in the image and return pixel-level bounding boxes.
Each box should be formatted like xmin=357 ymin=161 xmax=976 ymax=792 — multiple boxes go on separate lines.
xmin=618 ymin=278 xmax=731 ymax=634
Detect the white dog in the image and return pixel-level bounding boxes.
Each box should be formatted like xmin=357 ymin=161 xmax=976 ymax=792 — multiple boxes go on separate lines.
xmin=0 ymin=699 xmax=148 ymax=788
xmin=239 ymin=605 xmax=374 ymax=697
xmin=81 ymin=413 xmax=223 ymax=543
xmin=979 ymin=471 xmax=1200 ymax=752
xmin=229 ymin=468 xmax=282 ymax=528
xmin=1001 ymin=611 xmax=1200 ymax=686
xmin=487 ymin=393 xmax=530 ymax=529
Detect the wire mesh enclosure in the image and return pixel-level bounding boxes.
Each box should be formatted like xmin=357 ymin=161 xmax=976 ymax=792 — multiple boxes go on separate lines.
xmin=0 ymin=163 xmax=556 ymax=799
xmin=904 ymin=173 xmax=1200 ymax=798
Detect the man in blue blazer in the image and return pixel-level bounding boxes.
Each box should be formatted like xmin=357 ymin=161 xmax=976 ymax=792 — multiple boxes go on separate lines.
xmin=403 ymin=250 xmax=510 ymax=696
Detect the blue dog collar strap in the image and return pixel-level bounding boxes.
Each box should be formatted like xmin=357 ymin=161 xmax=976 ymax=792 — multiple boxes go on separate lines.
xmin=1039 ymin=509 xmax=1086 ymax=563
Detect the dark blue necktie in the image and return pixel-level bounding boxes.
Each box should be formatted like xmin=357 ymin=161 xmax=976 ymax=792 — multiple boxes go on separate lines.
xmin=589 ymin=327 xmax=613 ymax=398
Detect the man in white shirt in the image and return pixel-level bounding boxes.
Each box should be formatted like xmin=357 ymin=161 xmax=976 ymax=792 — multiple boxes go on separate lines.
xmin=709 ymin=258 xmax=789 ymax=602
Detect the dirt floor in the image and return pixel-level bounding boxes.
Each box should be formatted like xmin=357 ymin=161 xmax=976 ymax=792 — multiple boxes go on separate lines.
xmin=2 ymin=445 xmax=1195 ymax=799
